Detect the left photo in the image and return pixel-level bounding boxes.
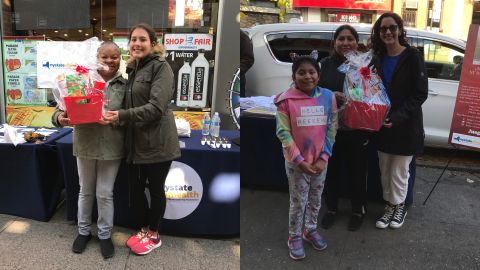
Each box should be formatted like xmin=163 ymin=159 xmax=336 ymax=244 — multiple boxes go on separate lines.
xmin=0 ymin=1 xmax=240 ymax=269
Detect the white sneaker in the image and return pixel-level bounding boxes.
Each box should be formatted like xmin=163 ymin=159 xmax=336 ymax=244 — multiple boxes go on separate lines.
xmin=390 ymin=204 xmax=407 ymax=229
xmin=376 ymin=204 xmax=396 ymax=229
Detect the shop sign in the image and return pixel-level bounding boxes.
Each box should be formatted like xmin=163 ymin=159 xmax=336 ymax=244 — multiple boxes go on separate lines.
xmin=336 ymin=13 xmax=360 ymax=23
xmin=449 ymin=24 xmax=480 ymax=150
xmin=164 ymin=33 xmax=213 ymax=51
xmin=292 ymin=0 xmax=392 ymax=11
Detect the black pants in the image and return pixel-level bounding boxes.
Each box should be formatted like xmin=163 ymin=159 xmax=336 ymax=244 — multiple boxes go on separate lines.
xmin=128 ymin=161 xmax=172 ymax=232
xmin=324 ymin=130 xmax=370 ymax=214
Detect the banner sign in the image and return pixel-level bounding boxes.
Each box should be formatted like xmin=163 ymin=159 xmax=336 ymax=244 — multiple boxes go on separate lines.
xmin=293 ymin=0 xmax=392 ymax=11
xmin=36 ymin=39 xmax=101 ymax=88
xmin=449 ymin=24 xmax=480 ymax=150
xmin=164 ymin=33 xmax=213 ymax=51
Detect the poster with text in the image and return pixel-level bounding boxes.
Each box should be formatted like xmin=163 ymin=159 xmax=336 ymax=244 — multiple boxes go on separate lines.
xmin=164 ymin=33 xmax=214 ymax=109
xmin=449 ymin=24 xmax=480 ymax=150
xmin=3 ymin=37 xmax=46 ymax=106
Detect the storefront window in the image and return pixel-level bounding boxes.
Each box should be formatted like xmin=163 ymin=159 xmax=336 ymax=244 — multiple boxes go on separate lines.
xmin=1 ymin=0 xmax=219 ymax=127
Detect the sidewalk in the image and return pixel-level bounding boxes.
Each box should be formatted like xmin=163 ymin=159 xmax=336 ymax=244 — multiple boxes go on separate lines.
xmin=241 ymin=165 xmax=480 ymax=269
xmin=0 ymin=203 xmax=239 ymax=270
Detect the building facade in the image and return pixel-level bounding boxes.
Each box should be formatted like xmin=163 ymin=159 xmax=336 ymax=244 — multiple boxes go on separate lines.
xmin=291 ymin=0 xmax=476 ymax=41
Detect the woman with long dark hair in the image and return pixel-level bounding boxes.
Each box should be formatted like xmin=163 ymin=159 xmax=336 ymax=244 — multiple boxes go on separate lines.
xmin=104 ymin=23 xmax=181 ymax=254
xmin=370 ymin=13 xmax=428 ymax=229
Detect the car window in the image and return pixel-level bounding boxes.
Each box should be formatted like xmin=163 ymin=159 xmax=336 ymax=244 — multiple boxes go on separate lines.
xmin=266 ymin=32 xmax=333 ymax=63
xmin=418 ymin=38 xmax=465 ymax=81
xmin=358 ymin=34 xmax=370 ymax=52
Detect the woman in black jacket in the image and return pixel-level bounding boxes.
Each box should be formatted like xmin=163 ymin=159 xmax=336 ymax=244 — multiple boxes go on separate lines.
xmin=319 ymin=25 xmax=370 ymax=231
xmin=370 ymin=13 xmax=428 ymax=229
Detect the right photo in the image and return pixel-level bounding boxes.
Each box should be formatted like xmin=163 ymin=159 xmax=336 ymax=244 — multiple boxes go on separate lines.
xmin=240 ymin=1 xmax=480 ymax=269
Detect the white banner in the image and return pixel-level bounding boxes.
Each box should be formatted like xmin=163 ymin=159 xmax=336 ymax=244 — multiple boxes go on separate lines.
xmin=36 ymin=39 xmax=101 ymax=88
xmin=164 ymin=33 xmax=213 ymax=51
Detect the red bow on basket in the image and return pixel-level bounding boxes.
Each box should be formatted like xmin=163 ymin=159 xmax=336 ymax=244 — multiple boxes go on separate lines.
xmin=359 ymin=66 xmax=371 ymax=80
xmin=75 ymin=65 xmax=89 ymax=74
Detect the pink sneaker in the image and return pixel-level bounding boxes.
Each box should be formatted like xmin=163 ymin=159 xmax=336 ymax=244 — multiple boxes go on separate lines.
xmin=126 ymin=229 xmax=147 ymax=248
xmin=131 ymin=233 xmax=162 ymax=255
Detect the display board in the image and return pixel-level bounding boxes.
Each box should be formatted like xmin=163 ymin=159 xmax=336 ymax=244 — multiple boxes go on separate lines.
xmin=449 ymin=24 xmax=480 ymax=150
xmin=2 ymin=36 xmax=54 ymax=127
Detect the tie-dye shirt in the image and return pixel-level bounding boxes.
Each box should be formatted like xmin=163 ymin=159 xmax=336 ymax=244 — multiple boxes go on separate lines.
xmin=275 ymin=86 xmax=337 ymax=164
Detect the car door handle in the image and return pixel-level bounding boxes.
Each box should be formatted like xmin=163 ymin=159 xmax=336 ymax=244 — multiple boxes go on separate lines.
xmin=428 ymin=89 xmax=439 ymax=96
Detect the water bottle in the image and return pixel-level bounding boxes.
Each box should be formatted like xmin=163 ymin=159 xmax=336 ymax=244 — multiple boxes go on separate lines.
xmin=210 ymin=112 xmax=221 ymax=138
xmin=201 ymin=112 xmax=211 ymax=136
xmin=188 ymin=49 xmax=209 ymax=108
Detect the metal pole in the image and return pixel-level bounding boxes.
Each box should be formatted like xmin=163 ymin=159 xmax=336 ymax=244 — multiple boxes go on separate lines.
xmin=423 ymin=145 xmax=458 ymax=205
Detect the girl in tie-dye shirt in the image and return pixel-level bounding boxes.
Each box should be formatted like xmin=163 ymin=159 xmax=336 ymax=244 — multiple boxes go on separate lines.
xmin=275 ymin=54 xmax=337 ymax=260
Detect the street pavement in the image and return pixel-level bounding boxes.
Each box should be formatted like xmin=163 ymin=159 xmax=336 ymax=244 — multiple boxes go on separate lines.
xmin=0 ymin=204 xmax=240 ymax=270
xmin=241 ymin=162 xmax=480 ymax=269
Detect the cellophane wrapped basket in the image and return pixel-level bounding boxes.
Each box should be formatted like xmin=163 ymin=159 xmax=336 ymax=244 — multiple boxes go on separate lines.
xmin=337 ymin=50 xmax=390 ymax=131
xmin=53 ymin=65 xmax=106 ymax=124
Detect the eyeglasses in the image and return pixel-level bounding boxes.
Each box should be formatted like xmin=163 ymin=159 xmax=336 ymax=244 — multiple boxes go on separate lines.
xmin=379 ymin=25 xmax=399 ymax=34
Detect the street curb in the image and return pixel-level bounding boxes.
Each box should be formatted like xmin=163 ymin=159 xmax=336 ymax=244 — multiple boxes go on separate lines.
xmin=417 ymin=160 xmax=480 ymax=173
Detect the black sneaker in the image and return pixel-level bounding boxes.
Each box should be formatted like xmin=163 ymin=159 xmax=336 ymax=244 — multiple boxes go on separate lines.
xmin=375 ymin=204 xmax=396 ymax=229
xmin=72 ymin=234 xmax=92 ymax=253
xmin=348 ymin=213 xmax=364 ymax=231
xmin=321 ymin=211 xmax=336 ymax=229
xmin=100 ymin=238 xmax=115 ymax=259
xmin=390 ymin=203 xmax=407 ymax=229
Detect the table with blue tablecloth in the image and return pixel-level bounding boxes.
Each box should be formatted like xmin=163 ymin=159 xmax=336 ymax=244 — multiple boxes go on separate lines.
xmin=241 ymin=114 xmax=416 ymax=206
xmin=56 ymin=130 xmax=240 ymax=235
xmin=0 ymin=128 xmax=73 ymax=221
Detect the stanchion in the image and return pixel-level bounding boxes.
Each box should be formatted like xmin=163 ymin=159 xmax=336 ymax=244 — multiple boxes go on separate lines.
xmin=423 ymin=145 xmax=459 ymax=205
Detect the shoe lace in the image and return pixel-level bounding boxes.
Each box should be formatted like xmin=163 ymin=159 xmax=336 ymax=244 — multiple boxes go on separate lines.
xmin=382 ymin=205 xmax=395 ymax=220
xmin=393 ymin=205 xmax=405 ymax=221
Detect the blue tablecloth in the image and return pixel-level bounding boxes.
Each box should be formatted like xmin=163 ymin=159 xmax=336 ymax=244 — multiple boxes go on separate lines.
xmin=56 ymin=130 xmax=240 ymax=235
xmin=0 ymin=128 xmax=73 ymax=221
xmin=241 ymin=114 xmax=416 ymax=206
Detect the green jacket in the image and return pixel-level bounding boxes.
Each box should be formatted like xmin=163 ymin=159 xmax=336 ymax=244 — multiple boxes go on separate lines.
xmin=52 ymin=73 xmax=127 ymax=160
xmin=119 ymin=53 xmax=181 ymax=164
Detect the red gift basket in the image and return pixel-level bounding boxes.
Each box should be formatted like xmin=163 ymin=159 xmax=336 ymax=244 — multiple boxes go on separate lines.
xmin=64 ymin=94 xmax=103 ymax=125
xmin=341 ymin=100 xmax=389 ymax=131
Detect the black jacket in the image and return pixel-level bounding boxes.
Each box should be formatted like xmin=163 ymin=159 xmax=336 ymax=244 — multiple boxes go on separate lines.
xmin=373 ymin=46 xmax=428 ymax=155
xmin=318 ymin=54 xmax=345 ymax=93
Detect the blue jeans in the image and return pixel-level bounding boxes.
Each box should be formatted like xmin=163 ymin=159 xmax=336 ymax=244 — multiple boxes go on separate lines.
xmin=285 ymin=161 xmax=327 ymax=237
xmin=76 ymin=158 xmax=121 ymax=239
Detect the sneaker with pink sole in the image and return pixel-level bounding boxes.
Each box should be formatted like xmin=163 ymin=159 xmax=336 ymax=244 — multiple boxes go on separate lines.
xmin=131 ymin=233 xmax=162 ymax=255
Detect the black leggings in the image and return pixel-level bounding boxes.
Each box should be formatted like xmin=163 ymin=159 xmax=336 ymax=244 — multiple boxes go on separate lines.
xmin=128 ymin=161 xmax=172 ymax=232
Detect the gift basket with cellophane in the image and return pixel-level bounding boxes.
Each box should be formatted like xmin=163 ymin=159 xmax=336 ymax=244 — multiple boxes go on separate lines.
xmin=337 ymin=50 xmax=390 ymax=131
xmin=53 ymin=65 xmax=107 ymax=125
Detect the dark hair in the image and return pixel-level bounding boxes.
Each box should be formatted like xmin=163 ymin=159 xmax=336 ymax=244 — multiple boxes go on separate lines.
xmin=291 ymin=55 xmax=320 ymax=76
xmin=334 ymin=24 xmax=359 ymax=43
xmin=371 ymin=12 xmax=408 ymax=57
xmin=332 ymin=24 xmax=359 ymax=57
xmin=97 ymin=41 xmax=120 ymax=56
xmin=128 ymin=23 xmax=157 ymax=46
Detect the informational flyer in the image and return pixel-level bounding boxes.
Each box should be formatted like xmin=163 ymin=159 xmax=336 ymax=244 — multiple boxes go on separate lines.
xmin=3 ymin=36 xmax=46 ymax=106
xmin=449 ymin=24 xmax=480 ymax=150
